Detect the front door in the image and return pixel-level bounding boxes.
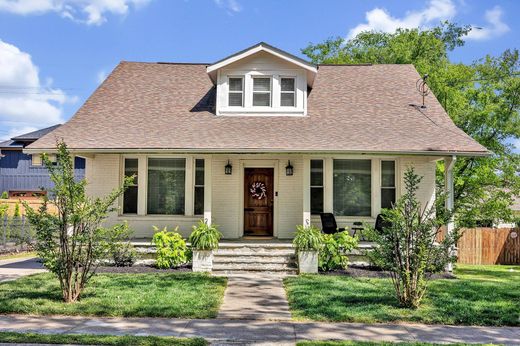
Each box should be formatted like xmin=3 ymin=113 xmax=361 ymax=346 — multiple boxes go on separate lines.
xmin=244 ymin=168 xmax=274 ymax=236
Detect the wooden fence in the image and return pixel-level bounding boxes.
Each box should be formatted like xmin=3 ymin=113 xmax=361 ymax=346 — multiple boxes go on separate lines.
xmin=442 ymin=227 xmax=520 ymax=265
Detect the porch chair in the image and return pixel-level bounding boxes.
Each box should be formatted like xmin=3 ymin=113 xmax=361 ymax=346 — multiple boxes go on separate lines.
xmin=374 ymin=213 xmax=392 ymax=233
xmin=319 ymin=213 xmax=345 ymax=235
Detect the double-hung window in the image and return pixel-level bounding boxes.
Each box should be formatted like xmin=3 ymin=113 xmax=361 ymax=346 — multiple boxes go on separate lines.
xmin=194 ymin=159 xmax=204 ymax=215
xmin=123 ymin=158 xmax=138 ymax=214
xmin=280 ymin=77 xmax=296 ymax=107
xmin=310 ymin=159 xmax=324 ymax=214
xmin=252 ymin=77 xmax=271 ymax=107
xmin=381 ymin=160 xmax=396 ymax=209
xmin=228 ymin=77 xmax=243 ymax=107
xmin=147 ymin=158 xmax=186 ymax=215
xmin=333 ymin=159 xmax=372 ymax=216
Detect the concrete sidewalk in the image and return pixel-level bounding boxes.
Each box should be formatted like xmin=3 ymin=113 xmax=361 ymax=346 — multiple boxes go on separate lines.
xmin=0 ymin=315 xmax=518 ymax=345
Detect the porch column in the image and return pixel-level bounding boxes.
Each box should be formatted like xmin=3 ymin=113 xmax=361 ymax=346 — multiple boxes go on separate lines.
xmin=204 ymin=156 xmax=212 ymax=225
xmin=445 ymin=155 xmax=456 ymax=272
xmin=137 ymin=155 xmax=147 ymax=216
xmin=303 ymin=157 xmax=311 ymax=226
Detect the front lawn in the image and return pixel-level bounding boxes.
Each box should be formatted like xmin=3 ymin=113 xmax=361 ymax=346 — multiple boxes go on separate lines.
xmin=0 ymin=332 xmax=206 ymax=345
xmin=298 ymin=342 xmax=497 ymax=346
xmin=285 ymin=265 xmax=520 ymax=326
xmin=0 ymin=272 xmax=226 ymax=318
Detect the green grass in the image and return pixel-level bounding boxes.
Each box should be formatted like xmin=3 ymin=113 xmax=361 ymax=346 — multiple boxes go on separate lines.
xmin=0 ymin=332 xmax=206 ymax=345
xmin=0 ymin=272 xmax=227 ymax=318
xmin=285 ymin=265 xmax=520 ymax=326
xmin=297 ymin=342 xmax=498 ymax=346
xmin=0 ymin=251 xmax=36 ymax=260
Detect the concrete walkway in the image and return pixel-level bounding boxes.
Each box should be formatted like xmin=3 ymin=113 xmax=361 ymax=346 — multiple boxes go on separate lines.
xmin=0 ymin=257 xmax=45 ymax=283
xmin=0 ymin=315 xmax=518 ymax=345
xmin=217 ymin=274 xmax=292 ymax=320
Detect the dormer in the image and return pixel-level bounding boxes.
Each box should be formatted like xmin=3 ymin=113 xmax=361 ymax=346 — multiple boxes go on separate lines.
xmin=207 ymin=42 xmax=317 ymax=116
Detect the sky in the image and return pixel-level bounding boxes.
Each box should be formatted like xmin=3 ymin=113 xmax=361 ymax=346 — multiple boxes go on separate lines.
xmin=0 ymin=0 xmax=518 ymax=148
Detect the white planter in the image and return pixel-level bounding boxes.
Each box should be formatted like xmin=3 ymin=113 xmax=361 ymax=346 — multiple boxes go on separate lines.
xmin=192 ymin=250 xmax=213 ymax=272
xmin=298 ymin=250 xmax=318 ymax=274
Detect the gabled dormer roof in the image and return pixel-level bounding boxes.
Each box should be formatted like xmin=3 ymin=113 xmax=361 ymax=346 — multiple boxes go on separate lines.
xmin=206 ymin=42 xmax=318 ymax=86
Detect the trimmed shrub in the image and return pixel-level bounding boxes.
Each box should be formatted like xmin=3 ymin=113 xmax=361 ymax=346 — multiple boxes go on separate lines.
xmin=151 ymin=226 xmax=188 ymax=269
xmin=319 ymin=231 xmax=358 ymax=271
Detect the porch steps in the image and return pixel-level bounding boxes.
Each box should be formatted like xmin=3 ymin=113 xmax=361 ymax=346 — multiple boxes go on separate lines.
xmin=212 ymin=242 xmax=297 ymax=275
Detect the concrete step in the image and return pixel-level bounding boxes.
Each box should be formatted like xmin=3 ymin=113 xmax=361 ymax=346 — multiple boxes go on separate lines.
xmin=212 ymin=269 xmax=298 ymax=276
xmin=214 ymin=248 xmax=295 ymax=257
xmin=213 ymin=255 xmax=295 ymax=264
xmin=213 ymin=262 xmax=297 ymax=271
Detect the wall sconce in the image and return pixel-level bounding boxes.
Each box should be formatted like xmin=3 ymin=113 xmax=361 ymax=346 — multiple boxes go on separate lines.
xmin=225 ymin=160 xmax=232 ymax=175
xmin=285 ymin=160 xmax=294 ymax=176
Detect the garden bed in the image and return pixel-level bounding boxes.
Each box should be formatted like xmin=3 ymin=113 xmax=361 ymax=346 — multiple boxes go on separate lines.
xmin=97 ymin=264 xmax=192 ymax=274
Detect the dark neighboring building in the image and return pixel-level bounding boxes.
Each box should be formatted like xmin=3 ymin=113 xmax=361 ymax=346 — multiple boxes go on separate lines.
xmin=0 ymin=125 xmax=85 ymax=198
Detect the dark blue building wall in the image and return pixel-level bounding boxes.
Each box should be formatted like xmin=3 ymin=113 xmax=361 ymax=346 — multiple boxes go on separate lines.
xmin=0 ymin=150 xmax=85 ymax=194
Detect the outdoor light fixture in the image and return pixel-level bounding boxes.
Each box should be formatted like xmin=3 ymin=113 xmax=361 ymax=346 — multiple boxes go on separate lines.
xmin=225 ymin=160 xmax=233 ymax=175
xmin=285 ymin=160 xmax=294 ymax=176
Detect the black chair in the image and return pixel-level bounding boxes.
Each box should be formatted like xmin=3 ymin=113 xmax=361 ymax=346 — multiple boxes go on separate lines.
xmin=375 ymin=213 xmax=392 ymax=232
xmin=319 ymin=213 xmax=345 ymax=234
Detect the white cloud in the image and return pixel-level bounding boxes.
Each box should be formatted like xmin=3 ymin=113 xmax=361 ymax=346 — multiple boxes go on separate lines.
xmin=466 ymin=6 xmax=509 ymax=41
xmin=214 ymin=0 xmax=241 ymax=14
xmin=96 ymin=69 xmax=108 ymax=84
xmin=0 ymin=39 xmax=70 ymax=140
xmin=0 ymin=0 xmax=151 ymax=25
xmin=347 ymin=0 xmax=456 ymax=39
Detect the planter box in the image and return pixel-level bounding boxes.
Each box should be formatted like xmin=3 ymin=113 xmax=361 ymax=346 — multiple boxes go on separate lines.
xmin=298 ymin=250 xmax=318 ymax=274
xmin=192 ymin=250 xmax=213 ymax=272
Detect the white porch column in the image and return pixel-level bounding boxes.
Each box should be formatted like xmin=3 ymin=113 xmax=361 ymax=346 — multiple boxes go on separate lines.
xmin=185 ymin=157 xmax=194 ymax=216
xmin=303 ymin=157 xmax=311 ymax=226
xmin=204 ymin=156 xmax=212 ymax=225
xmin=445 ymin=155 xmax=456 ymax=272
xmin=137 ymin=155 xmax=147 ymax=215
xmin=324 ymin=157 xmax=334 ymax=213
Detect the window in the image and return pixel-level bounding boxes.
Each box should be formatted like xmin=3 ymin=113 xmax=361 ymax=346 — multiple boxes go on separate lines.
xmin=194 ymin=159 xmax=204 ymax=215
xmin=31 ymin=154 xmax=42 ymax=166
xmin=381 ymin=160 xmax=396 ymax=209
xmin=228 ymin=77 xmax=243 ymax=107
xmin=147 ymin=158 xmax=185 ymax=215
xmin=310 ymin=160 xmax=324 ymax=214
xmin=333 ymin=159 xmax=372 ymax=216
xmin=252 ymin=77 xmax=271 ymax=106
xmin=123 ymin=158 xmax=138 ymax=214
xmin=280 ymin=77 xmax=295 ymax=107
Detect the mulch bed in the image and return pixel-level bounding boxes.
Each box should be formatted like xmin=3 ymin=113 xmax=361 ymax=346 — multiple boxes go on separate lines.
xmin=96 ymin=264 xmax=192 ymax=274
xmin=321 ymin=266 xmax=457 ymax=280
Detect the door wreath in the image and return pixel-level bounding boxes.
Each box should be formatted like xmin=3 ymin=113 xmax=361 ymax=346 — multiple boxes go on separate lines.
xmin=250 ymin=181 xmax=267 ymax=200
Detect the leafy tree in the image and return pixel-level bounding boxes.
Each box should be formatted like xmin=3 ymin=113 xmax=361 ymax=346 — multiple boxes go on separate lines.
xmin=24 ymin=141 xmax=132 ymax=303
xmin=303 ymin=23 xmax=520 ymax=226
xmin=367 ymin=168 xmax=457 ymax=308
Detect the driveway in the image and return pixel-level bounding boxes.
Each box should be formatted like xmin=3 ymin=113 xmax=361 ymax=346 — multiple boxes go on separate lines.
xmin=0 ymin=257 xmax=45 ymax=282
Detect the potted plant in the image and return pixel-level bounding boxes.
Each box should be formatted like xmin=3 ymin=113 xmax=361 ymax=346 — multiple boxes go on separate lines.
xmin=189 ymin=220 xmax=222 ymax=272
xmin=293 ymin=224 xmax=323 ymax=273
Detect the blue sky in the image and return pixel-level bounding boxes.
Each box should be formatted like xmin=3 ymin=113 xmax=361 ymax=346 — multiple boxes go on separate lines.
xmin=0 ymin=0 xmax=518 ymax=147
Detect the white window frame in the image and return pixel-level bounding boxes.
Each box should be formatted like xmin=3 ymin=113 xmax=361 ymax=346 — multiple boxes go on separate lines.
xmin=227 ymin=76 xmax=244 ymax=107
xmin=252 ymin=76 xmax=272 ymax=107
xmin=310 ymin=159 xmax=324 ymax=215
xmin=280 ymin=76 xmax=296 ymax=107
xmin=380 ymin=160 xmax=397 ymax=209
xmin=193 ymin=158 xmax=205 ymax=216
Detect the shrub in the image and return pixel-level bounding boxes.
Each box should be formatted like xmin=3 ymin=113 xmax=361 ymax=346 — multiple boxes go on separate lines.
xmin=293 ymin=224 xmax=323 ymax=251
xmin=151 ymin=226 xmax=188 ymax=269
xmin=13 ymin=203 xmax=20 ymax=218
xmin=0 ymin=191 xmax=7 ymax=199
xmin=319 ymin=231 xmax=358 ymax=271
xmin=189 ymin=220 xmax=222 ymax=250
xmin=103 ymin=222 xmax=137 ymax=267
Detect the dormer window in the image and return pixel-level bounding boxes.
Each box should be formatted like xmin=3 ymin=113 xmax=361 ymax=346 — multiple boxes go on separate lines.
xmin=252 ymin=77 xmax=272 ymax=107
xmin=280 ymin=77 xmax=295 ymax=107
xmin=228 ymin=77 xmax=244 ymax=107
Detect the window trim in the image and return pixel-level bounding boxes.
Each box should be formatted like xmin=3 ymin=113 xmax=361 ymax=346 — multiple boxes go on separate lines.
xmin=332 ymin=158 xmax=373 ymax=217
xmin=146 ymin=157 xmax=187 ymax=216
xmin=193 ymin=158 xmax=205 ymax=216
xmin=122 ymin=157 xmax=139 ymax=215
xmin=227 ymin=76 xmax=244 ymax=107
xmin=380 ymin=160 xmax=397 ymax=210
xmin=280 ymin=76 xmax=296 ymax=107
xmin=310 ymin=159 xmax=324 ymax=215
xmin=252 ymin=76 xmax=272 ymax=107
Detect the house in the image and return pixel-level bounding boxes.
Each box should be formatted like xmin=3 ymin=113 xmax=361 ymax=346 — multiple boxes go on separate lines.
xmin=0 ymin=125 xmax=85 ymax=199
xmin=25 ymin=43 xmax=488 ymax=238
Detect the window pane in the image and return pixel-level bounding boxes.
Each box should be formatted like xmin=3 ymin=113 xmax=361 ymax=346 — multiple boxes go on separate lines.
xmin=281 ymin=93 xmax=295 ymax=107
xmin=310 ymin=160 xmax=323 ymax=186
xmin=31 ymin=155 xmax=42 ymax=166
xmin=333 ymin=159 xmax=371 ymax=216
xmin=311 ymin=187 xmax=324 ymax=215
xmin=195 ymin=159 xmax=204 ymax=186
xmin=228 ymin=92 xmax=243 ymax=107
xmin=147 ymin=158 xmax=185 ymax=215
xmin=229 ymin=77 xmax=243 ymax=91
xmin=253 ymin=78 xmax=271 ymax=91
xmin=281 ymin=78 xmax=295 ymax=91
xmin=194 ymin=186 xmax=204 ymax=215
xmin=381 ymin=161 xmax=395 ymax=187
xmin=123 ymin=158 xmax=138 ymax=214
xmin=381 ymin=188 xmax=396 ymax=209
xmin=253 ymin=93 xmax=270 ymax=106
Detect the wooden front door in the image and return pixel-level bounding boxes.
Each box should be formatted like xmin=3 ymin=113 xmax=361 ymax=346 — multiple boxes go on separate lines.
xmin=244 ymin=168 xmax=274 ymax=236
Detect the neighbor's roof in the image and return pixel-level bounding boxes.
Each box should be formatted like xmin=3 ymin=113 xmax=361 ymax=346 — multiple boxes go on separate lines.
xmin=0 ymin=124 xmax=61 ymax=150
xmin=27 ymin=61 xmax=488 ymax=155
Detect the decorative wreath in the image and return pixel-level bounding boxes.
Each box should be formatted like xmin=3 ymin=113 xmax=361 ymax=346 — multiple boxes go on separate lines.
xmin=250 ymin=181 xmax=267 ymax=200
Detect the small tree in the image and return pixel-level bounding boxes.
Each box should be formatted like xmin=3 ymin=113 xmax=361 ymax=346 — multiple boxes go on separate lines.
xmin=367 ymin=167 xmax=458 ymax=308
xmin=24 ymin=141 xmax=131 ymax=303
